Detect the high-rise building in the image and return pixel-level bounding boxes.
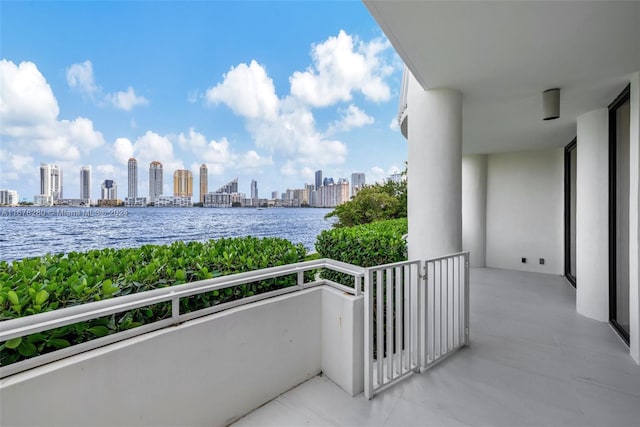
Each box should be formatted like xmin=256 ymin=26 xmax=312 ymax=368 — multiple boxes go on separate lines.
xmin=39 ymin=163 xmax=63 ymax=205
xmin=149 ymin=161 xmax=163 ymax=199
xmin=315 ymin=170 xmax=322 ymax=191
xmin=315 ymin=178 xmax=349 ymax=207
xmin=213 ymin=178 xmax=238 ymax=194
xmin=0 ymin=189 xmax=19 ymax=206
xmin=351 ymin=173 xmax=366 ymax=197
xmin=173 ymin=170 xmax=193 ymax=197
xmin=250 ymin=180 xmax=258 ymax=200
xmin=199 ymin=164 xmax=208 ymax=204
xmin=323 ymin=177 xmax=334 ymax=187
xmin=128 ymin=158 xmax=138 ymax=198
xmin=101 ymin=180 xmax=117 ymax=200
xmin=80 ymin=166 xmax=92 ymax=204
xmin=271 ymin=191 xmax=279 ymax=200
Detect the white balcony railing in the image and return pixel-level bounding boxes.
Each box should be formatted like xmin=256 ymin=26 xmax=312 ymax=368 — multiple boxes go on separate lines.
xmin=0 ymin=258 xmax=365 ymax=379
xmin=364 ymin=252 xmax=470 ymax=399
xmin=1 ymin=253 xmax=469 ymax=425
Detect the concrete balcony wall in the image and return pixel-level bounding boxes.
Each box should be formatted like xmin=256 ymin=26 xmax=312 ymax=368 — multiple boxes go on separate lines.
xmin=321 ymin=287 xmax=364 ymax=396
xmin=485 ymin=149 xmax=564 ymax=274
xmin=0 ymin=287 xmax=365 ymax=427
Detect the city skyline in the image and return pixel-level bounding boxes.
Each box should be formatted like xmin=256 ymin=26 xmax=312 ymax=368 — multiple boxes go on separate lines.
xmin=0 ymin=2 xmax=406 ymax=203
xmin=12 ymin=159 xmax=376 ymax=206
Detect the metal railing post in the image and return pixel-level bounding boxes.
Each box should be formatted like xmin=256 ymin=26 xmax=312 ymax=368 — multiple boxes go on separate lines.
xmin=464 ymin=252 xmax=470 ymax=346
xmin=171 ymin=292 xmax=180 ymax=325
xmin=363 ymin=268 xmax=374 ymax=400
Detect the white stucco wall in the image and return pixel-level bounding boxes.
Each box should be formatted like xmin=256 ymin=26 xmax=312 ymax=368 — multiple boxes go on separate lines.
xmin=629 ymin=72 xmax=640 ymax=363
xmin=321 ymin=287 xmax=364 ymax=396
xmin=462 ymin=155 xmax=488 ymax=267
xmin=485 ymin=150 xmax=564 ymax=274
xmin=576 ymin=109 xmax=610 ymax=322
xmin=0 ymin=287 xmax=365 ymax=426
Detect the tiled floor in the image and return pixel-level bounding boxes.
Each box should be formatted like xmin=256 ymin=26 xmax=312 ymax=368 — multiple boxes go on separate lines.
xmin=233 ymin=268 xmax=640 ymax=427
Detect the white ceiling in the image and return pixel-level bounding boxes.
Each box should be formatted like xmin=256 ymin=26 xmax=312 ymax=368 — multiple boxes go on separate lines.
xmin=364 ymin=1 xmax=640 ymax=154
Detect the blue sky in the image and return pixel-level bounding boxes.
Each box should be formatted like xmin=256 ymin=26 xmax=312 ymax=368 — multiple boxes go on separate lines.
xmin=0 ymin=1 xmax=407 ymax=201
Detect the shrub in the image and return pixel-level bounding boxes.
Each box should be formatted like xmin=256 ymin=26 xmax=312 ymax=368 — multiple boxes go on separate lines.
xmin=315 ymin=218 xmax=408 ymax=267
xmin=325 ymin=175 xmax=407 ymax=228
xmin=315 ymin=218 xmax=408 ymax=287
xmin=0 ymin=237 xmax=306 ymax=365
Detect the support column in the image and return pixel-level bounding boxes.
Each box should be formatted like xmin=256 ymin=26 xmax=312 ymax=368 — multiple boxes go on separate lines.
xmin=629 ymin=72 xmax=640 ymax=364
xmin=463 ymin=155 xmax=487 ymax=267
xmin=576 ymin=109 xmax=609 ymax=322
xmin=407 ymin=73 xmax=462 ymax=261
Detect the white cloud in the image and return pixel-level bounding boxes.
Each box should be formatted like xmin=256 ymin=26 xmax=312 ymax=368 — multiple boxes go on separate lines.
xmin=289 ymin=30 xmax=393 ymax=107
xmin=0 ymin=59 xmax=105 ymax=167
xmin=106 ymin=86 xmax=149 ymax=111
xmin=96 ymin=164 xmax=116 ymax=177
xmin=66 ymin=60 xmax=148 ymax=111
xmin=133 ymin=131 xmax=175 ymax=166
xmin=239 ymin=150 xmax=273 ymax=169
xmin=66 ymin=60 xmax=99 ymax=97
xmin=178 ymin=128 xmax=207 ymax=150
xmin=1 ymin=59 xmax=59 ymax=133
xmin=205 ymin=60 xmax=279 ymax=120
xmin=113 ymin=137 xmax=134 ymax=164
xmin=63 ymin=117 xmax=105 ymax=151
xmin=327 ymin=104 xmax=374 ymax=134
xmin=203 ymin=30 xmax=397 ymax=185
xmin=0 ymin=150 xmax=35 ymax=185
xmin=178 ymin=128 xmax=272 ymax=175
xmin=389 ymin=116 xmax=399 ymax=130
xmin=369 ymin=165 xmax=401 ymax=184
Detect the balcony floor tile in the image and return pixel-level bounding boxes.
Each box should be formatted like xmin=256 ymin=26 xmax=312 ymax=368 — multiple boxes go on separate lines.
xmin=233 ymin=268 xmax=640 ymax=427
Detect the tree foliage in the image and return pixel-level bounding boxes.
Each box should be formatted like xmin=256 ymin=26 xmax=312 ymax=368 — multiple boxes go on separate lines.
xmin=325 ymin=173 xmax=407 ymax=227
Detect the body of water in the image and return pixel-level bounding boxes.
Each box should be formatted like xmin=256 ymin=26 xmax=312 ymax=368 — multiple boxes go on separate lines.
xmin=0 ymin=207 xmax=336 ymax=262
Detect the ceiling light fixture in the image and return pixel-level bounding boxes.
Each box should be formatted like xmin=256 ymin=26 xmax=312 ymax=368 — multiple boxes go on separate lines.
xmin=543 ymin=88 xmax=560 ymax=120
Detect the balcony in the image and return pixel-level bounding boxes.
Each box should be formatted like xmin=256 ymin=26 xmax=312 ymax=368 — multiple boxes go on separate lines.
xmin=234 ymin=267 xmax=640 ymax=427
xmin=2 ymin=261 xmax=638 ymax=426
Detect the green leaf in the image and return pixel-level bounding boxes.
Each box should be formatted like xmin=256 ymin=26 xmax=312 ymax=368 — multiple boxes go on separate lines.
xmin=87 ymin=326 xmax=109 ymax=337
xmin=5 ymin=337 xmax=22 ymax=349
xmin=175 ymin=269 xmax=186 ymax=281
xmin=35 ymin=289 xmax=49 ymax=306
xmin=18 ymin=341 xmax=37 ymax=357
xmin=48 ymin=338 xmax=71 ymax=349
xmin=7 ymin=290 xmax=19 ymax=306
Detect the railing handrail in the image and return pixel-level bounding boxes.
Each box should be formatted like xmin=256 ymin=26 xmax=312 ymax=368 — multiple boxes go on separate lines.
xmin=0 ymin=258 xmax=365 ymax=342
xmin=425 ymin=251 xmax=469 ymax=264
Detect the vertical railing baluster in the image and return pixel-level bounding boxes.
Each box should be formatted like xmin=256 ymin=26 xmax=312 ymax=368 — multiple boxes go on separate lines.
xmin=439 ymin=260 xmax=443 ymax=359
xmin=457 ymin=255 xmax=462 ymax=347
xmin=376 ymin=269 xmax=383 ymax=386
xmin=404 ymin=264 xmax=411 ymax=371
xmin=445 ymin=257 xmax=449 ymax=352
xmin=171 ymin=292 xmax=180 ymax=324
xmin=386 ymin=268 xmax=393 ymax=380
xmin=464 ymin=253 xmax=470 ymax=346
xmin=423 ymin=261 xmax=429 ymax=368
xmin=364 ymin=269 xmax=373 ymax=400
xmin=414 ymin=262 xmax=421 ymax=372
xmin=395 ymin=266 xmax=402 ymax=375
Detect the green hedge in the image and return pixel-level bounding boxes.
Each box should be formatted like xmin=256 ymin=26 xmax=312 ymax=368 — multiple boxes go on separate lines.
xmin=315 ymin=218 xmax=408 ymax=267
xmin=315 ymin=218 xmax=408 ymax=286
xmin=0 ymin=237 xmax=306 ymax=365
